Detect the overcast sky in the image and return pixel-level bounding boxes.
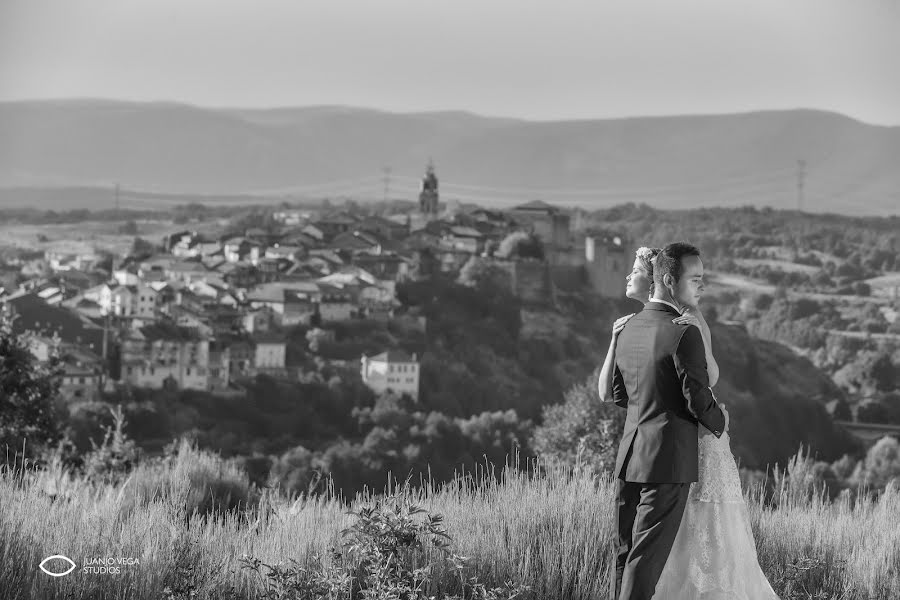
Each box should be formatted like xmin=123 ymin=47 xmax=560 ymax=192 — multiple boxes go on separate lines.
xmin=1 ymin=0 xmax=898 ymax=124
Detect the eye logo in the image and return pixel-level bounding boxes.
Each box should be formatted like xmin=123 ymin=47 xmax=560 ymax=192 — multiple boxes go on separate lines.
xmin=39 ymin=555 xmax=77 ymax=577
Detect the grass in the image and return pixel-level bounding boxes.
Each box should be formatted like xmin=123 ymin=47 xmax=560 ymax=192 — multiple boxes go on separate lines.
xmin=1 ymin=444 xmax=898 ymax=600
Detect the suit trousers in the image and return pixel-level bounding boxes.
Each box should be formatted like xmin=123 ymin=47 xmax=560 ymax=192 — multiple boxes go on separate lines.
xmin=610 ymin=479 xmax=690 ymax=600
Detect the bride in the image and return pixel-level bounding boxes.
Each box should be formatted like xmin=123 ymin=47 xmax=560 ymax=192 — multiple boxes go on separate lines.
xmin=598 ymin=246 xmax=780 ymax=600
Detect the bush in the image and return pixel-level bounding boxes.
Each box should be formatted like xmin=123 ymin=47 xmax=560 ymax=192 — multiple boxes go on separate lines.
xmin=531 ymin=371 xmax=625 ymax=474
xmin=121 ymin=438 xmax=260 ymax=522
xmin=82 ymin=405 xmax=142 ymax=485
xmin=849 ymin=436 xmax=900 ymax=491
xmin=240 ymin=492 xmax=530 ymax=600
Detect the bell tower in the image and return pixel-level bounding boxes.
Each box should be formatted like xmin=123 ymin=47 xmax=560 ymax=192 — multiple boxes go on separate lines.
xmin=418 ymin=159 xmax=439 ymax=218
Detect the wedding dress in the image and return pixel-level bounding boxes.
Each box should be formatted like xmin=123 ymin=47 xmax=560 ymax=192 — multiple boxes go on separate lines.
xmin=652 ymin=424 xmax=781 ymax=599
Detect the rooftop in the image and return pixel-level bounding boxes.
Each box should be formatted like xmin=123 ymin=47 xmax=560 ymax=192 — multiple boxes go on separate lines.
xmin=366 ymin=350 xmax=418 ymax=363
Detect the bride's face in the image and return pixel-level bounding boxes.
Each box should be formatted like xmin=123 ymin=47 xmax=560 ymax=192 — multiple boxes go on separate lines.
xmin=625 ymin=258 xmax=651 ymax=300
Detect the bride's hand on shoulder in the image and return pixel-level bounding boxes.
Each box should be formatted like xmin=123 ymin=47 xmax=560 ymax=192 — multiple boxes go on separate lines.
xmin=672 ymin=309 xmax=701 ymax=328
xmin=612 ymin=313 xmax=636 ymax=337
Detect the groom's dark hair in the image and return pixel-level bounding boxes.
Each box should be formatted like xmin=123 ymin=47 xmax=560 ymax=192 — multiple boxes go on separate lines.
xmin=654 ymin=242 xmax=701 ymax=289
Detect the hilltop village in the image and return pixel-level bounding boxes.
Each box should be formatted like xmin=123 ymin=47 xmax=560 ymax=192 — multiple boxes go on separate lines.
xmin=2 ymin=163 xmax=629 ymax=403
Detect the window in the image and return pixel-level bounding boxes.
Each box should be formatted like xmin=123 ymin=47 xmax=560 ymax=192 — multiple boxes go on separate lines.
xmin=126 ymin=367 xmax=133 ymax=375
xmin=186 ymin=368 xmax=192 ymax=376
xmin=79 ymin=377 xmax=85 ymax=384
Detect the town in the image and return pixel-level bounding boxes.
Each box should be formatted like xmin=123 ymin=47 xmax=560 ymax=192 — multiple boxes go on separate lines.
xmin=1 ymin=161 xmax=629 ymax=405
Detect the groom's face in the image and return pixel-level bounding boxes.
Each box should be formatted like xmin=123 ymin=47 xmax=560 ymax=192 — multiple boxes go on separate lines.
xmin=673 ymin=255 xmax=705 ymax=309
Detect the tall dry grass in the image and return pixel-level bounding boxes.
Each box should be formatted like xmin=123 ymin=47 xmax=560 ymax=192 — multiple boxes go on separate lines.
xmin=1 ymin=444 xmax=897 ymax=600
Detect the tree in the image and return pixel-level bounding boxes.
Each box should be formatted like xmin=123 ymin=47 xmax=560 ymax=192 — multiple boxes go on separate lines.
xmin=531 ymin=372 xmax=626 ymax=474
xmin=0 ymin=308 xmax=63 ymax=462
xmin=850 ymin=436 xmax=900 ymax=491
xmin=130 ymin=237 xmax=156 ymax=257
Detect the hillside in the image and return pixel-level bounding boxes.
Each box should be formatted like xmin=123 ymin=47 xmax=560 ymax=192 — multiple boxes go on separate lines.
xmin=707 ymin=321 xmax=859 ymax=468
xmin=1 ymin=100 xmax=898 ymax=214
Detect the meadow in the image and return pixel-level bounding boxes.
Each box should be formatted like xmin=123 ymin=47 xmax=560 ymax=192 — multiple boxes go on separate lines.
xmin=1 ymin=443 xmax=898 ymax=600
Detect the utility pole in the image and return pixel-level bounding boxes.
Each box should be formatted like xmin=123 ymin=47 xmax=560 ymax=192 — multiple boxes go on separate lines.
xmin=114 ymin=182 xmax=121 ymax=216
xmin=796 ymin=160 xmax=806 ymax=212
xmin=382 ymin=166 xmax=392 ymax=202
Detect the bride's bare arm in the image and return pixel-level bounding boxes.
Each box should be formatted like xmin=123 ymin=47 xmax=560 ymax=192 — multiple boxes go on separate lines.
xmin=598 ymin=313 xmax=635 ymax=401
xmin=598 ymin=337 xmax=618 ymax=402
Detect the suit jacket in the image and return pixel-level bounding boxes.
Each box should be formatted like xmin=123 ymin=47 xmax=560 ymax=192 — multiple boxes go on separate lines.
xmin=612 ymin=301 xmax=726 ymax=483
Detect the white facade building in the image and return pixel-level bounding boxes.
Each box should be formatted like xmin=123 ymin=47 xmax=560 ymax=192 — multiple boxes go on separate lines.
xmin=360 ymin=350 xmax=420 ymax=400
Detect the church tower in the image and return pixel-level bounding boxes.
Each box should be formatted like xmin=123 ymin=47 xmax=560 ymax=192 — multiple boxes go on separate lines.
xmin=418 ymin=160 xmax=439 ymax=217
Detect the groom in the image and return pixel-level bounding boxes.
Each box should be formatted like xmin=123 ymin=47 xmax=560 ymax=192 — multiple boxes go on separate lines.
xmin=608 ymin=242 xmax=726 ymax=600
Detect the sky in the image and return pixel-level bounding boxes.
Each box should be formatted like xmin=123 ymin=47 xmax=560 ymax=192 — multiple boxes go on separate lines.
xmin=1 ymin=0 xmax=899 ymax=125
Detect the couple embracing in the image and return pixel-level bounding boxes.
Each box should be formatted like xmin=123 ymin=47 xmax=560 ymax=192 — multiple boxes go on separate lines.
xmin=599 ymin=242 xmax=780 ymax=600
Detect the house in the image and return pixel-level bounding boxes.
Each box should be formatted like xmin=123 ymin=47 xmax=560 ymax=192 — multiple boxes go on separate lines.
xmin=224 ymin=334 xmax=286 ymax=378
xmin=163 ymin=230 xmax=195 ymax=253
xmin=120 ymin=321 xmax=212 ymax=391
xmin=441 ymin=226 xmax=484 ymax=254
xmin=165 ymin=260 xmax=210 ymax=285
xmin=317 ymin=284 xmax=356 ymax=322
xmin=58 ymin=346 xmax=104 ymax=402
xmin=360 ymin=350 xmax=420 ymax=400
xmin=314 ymin=212 xmax=359 ymax=240
xmin=507 ymin=200 xmax=571 ymax=253
xmin=28 ymin=336 xmax=103 ymax=402
xmin=242 ymin=307 xmax=274 ymax=334
xmin=216 ymin=262 xmax=260 ymax=288
xmin=351 ymin=254 xmax=410 ymax=283
xmin=246 ymin=282 xmax=320 ymax=326
xmin=583 ymin=231 xmax=629 ymax=298
xmin=265 ymin=245 xmax=306 ymax=262
xmin=300 ymin=224 xmax=325 ymax=242
xmin=278 ymin=231 xmax=319 ymax=250
xmin=253 ymin=334 xmax=287 ymax=370
xmin=273 ymin=210 xmax=309 ymax=226
xmin=329 ymin=230 xmax=383 ymax=255
xmin=137 ymin=255 xmax=176 ymax=281
xmin=357 ymin=285 xmax=398 ymax=320
xmin=357 ymin=215 xmax=409 ymax=240
xmin=92 ymin=283 xmax=159 ymax=318
xmin=222 ymin=237 xmax=263 ymax=264
xmin=62 ymin=296 xmax=105 ymax=320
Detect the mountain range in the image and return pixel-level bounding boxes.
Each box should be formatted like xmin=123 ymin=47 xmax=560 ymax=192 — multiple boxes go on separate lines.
xmin=0 ymin=99 xmax=898 ymax=215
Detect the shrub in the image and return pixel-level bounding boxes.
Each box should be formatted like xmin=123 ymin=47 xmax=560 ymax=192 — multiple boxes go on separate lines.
xmin=82 ymin=405 xmax=142 ymax=485
xmin=240 ymin=492 xmax=529 ymax=600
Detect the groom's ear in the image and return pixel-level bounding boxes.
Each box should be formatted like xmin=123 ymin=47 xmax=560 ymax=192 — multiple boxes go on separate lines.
xmin=662 ymin=273 xmax=675 ymax=290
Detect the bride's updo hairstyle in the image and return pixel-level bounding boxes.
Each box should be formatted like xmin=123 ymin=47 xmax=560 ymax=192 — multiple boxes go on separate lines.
xmin=636 ymin=246 xmax=661 ymax=295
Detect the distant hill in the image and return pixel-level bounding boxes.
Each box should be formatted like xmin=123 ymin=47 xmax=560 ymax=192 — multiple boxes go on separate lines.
xmin=1 ymin=99 xmax=898 ymax=215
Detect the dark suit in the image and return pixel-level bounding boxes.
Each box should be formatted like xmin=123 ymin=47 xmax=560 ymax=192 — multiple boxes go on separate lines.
xmin=609 ymin=301 xmax=725 ymax=600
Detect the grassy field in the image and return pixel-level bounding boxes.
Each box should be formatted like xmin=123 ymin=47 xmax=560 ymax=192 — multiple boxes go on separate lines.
xmin=1 ymin=444 xmax=898 ymax=600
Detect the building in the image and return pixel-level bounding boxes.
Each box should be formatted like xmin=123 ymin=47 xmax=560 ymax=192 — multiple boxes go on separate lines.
xmin=360 ymin=350 xmax=420 ymax=400
xmin=508 ymin=200 xmax=572 ymax=263
xmin=254 ymin=335 xmax=287 ymax=370
xmin=583 ymin=231 xmax=629 ymax=298
xmin=317 ymin=284 xmax=356 ymax=322
xmin=28 ymin=336 xmax=103 ymax=402
xmin=120 ymin=322 xmax=212 ymax=391
xmin=419 ymin=161 xmax=439 ymax=217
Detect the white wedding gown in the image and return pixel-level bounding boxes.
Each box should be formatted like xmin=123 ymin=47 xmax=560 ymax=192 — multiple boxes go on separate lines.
xmin=652 ymin=425 xmax=781 ymax=599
